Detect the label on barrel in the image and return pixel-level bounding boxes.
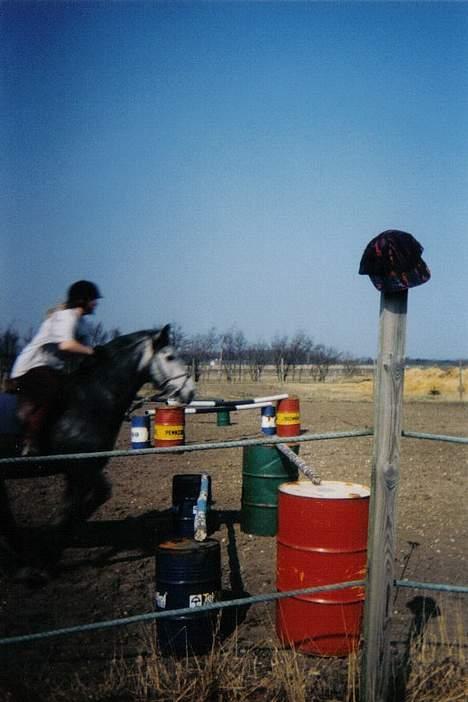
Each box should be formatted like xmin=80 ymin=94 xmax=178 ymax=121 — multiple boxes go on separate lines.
xmin=261 ymin=416 xmax=276 ymax=428
xmin=276 ymin=412 xmax=300 ymax=425
xmin=155 ymin=591 xmax=167 ymax=608
xmin=189 ymin=592 xmax=217 ymax=608
xmin=154 ymin=425 xmax=184 ymax=440
xmin=131 ymin=427 xmax=149 ymax=442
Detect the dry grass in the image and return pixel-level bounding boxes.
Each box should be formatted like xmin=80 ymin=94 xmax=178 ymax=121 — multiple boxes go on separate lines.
xmin=400 ymin=603 xmax=467 ymax=702
xmin=3 ymin=607 xmax=464 ymax=702
xmin=193 ymin=365 xmax=466 ymax=403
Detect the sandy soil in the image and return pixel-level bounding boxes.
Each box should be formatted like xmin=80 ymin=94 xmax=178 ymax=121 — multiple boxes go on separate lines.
xmin=1 ymin=382 xmax=467 ymax=697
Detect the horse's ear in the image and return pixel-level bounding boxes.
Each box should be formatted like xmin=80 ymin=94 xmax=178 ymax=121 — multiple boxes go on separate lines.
xmin=153 ymin=324 xmax=171 ymax=350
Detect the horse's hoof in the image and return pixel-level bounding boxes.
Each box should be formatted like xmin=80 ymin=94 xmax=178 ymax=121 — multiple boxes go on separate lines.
xmin=13 ymin=566 xmax=49 ymax=588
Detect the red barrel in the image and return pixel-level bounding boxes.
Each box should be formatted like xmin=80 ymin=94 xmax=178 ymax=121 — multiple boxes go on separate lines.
xmin=276 ymin=398 xmax=300 ymax=437
xmin=276 ymin=480 xmax=369 ymax=656
xmin=154 ymin=407 xmax=185 ymax=447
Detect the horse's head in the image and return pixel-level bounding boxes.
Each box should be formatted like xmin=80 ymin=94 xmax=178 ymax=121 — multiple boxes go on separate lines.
xmin=148 ymin=325 xmax=195 ymax=405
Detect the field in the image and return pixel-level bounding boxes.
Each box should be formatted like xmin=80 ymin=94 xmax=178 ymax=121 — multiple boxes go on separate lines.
xmin=0 ymin=372 xmax=467 ymax=700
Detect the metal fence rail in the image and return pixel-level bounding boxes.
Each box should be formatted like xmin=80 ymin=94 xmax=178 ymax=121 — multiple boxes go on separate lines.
xmin=1 ymin=578 xmax=466 ymax=648
xmin=2 ymin=428 xmax=466 ymax=469
xmin=1 ymin=425 xmax=466 ymax=676
xmin=0 ymin=429 xmax=373 ymax=466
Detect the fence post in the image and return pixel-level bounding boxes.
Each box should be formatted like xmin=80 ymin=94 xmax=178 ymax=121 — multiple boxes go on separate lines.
xmin=361 ymin=290 xmax=408 ymax=702
xmin=458 ymin=360 xmax=464 ymax=402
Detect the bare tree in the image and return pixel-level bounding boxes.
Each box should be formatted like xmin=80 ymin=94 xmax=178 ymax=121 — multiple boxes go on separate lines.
xmin=271 ymin=334 xmax=290 ymax=382
xmin=341 ymin=352 xmax=359 ymax=378
xmin=168 ymin=322 xmax=186 ymax=351
xmin=270 ymin=331 xmax=314 ymax=382
xmin=309 ymin=343 xmax=342 ymax=382
xmin=183 ymin=327 xmax=219 ymax=382
xmin=289 ymin=331 xmax=314 ymax=381
xmin=246 ymin=341 xmax=269 ymax=381
xmin=220 ymin=330 xmax=236 ymax=382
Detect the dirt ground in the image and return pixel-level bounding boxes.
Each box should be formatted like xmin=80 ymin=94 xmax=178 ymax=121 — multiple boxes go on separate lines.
xmin=1 ymin=381 xmax=467 ymax=696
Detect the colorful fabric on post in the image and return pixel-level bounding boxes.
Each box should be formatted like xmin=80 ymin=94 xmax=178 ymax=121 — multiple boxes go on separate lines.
xmin=359 ymin=230 xmax=431 ymax=292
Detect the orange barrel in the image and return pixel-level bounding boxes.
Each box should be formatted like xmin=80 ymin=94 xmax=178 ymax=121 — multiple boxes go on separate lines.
xmin=154 ymin=407 xmax=185 ymax=447
xmin=276 ymin=480 xmax=370 ymax=656
xmin=276 ymin=398 xmax=300 ymax=437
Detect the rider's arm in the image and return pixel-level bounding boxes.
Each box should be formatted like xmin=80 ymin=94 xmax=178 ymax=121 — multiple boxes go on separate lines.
xmin=59 ymin=339 xmax=94 ymax=355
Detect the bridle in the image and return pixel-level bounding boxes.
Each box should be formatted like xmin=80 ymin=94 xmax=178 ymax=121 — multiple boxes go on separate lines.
xmin=151 ymin=346 xmax=191 ymax=400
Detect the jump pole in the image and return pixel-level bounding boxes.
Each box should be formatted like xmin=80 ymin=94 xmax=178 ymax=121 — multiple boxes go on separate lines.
xmin=187 ymin=394 xmax=288 ymax=408
xmin=185 ymin=401 xmax=274 ymax=414
xmin=361 ymin=290 xmax=408 ymax=702
xmin=276 ymin=442 xmax=321 ymax=484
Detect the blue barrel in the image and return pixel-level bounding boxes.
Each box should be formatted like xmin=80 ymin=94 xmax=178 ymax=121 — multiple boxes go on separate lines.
xmin=155 ymin=538 xmax=221 ymax=656
xmin=261 ymin=405 xmax=276 ymax=435
xmin=131 ymin=415 xmax=151 ymax=449
xmin=172 ymin=474 xmax=214 ymax=537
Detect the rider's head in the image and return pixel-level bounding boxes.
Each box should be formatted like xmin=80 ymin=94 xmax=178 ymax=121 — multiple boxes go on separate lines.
xmin=66 ymin=280 xmax=102 ymax=315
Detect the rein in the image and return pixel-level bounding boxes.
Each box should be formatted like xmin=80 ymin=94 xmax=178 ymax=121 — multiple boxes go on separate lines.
xmin=154 ymin=370 xmax=191 ymax=397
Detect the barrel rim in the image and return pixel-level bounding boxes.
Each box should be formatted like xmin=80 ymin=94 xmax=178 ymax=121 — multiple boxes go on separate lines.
xmin=157 ymin=537 xmax=220 ymax=552
xmin=279 ymin=480 xmax=370 ymax=499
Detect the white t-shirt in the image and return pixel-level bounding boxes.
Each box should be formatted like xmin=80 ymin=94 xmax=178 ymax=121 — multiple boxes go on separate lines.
xmin=11 ymin=308 xmax=91 ymax=378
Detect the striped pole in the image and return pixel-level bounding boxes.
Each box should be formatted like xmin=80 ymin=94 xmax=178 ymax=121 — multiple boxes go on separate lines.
xmin=185 ymin=401 xmax=275 ymax=414
xmin=194 ymin=472 xmax=210 ymax=542
xmin=187 ymin=394 xmax=288 ymax=408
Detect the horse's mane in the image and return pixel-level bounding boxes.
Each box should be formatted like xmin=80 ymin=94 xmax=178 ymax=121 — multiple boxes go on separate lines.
xmin=68 ymin=330 xmax=156 ymax=380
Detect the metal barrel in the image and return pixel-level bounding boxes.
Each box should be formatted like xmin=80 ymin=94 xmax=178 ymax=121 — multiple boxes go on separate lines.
xmin=154 ymin=407 xmax=185 ymax=447
xmin=241 ymin=444 xmax=299 ymax=536
xmin=276 ymin=480 xmax=370 ymax=656
xmin=260 ymin=405 xmax=276 ymax=435
xmin=216 ymin=409 xmax=231 ymax=426
xmin=131 ymin=415 xmax=152 ymax=449
xmin=276 ymin=397 xmax=301 ymax=437
xmin=155 ymin=538 xmax=221 ymax=656
xmin=172 ymin=474 xmax=214 ymax=538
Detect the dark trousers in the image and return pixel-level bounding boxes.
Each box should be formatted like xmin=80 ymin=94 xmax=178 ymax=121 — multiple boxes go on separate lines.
xmin=14 ymin=367 xmax=64 ymax=449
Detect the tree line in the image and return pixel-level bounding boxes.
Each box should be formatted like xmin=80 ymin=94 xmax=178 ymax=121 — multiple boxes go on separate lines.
xmin=0 ymin=321 xmax=369 ymax=389
xmin=158 ymin=323 xmax=367 ymax=383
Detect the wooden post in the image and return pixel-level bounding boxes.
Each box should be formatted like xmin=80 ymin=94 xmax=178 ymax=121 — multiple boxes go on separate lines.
xmin=458 ymin=361 xmax=464 ymax=402
xmin=361 ymin=290 xmax=408 ymax=702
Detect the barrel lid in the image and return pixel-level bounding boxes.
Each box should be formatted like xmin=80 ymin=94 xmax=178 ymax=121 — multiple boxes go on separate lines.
xmin=157 ymin=537 xmax=219 ymax=552
xmin=279 ymin=480 xmax=370 ymax=499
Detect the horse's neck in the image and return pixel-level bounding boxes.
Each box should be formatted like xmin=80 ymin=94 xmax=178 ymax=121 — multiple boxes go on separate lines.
xmin=97 ymin=362 xmax=148 ymax=413
xmin=72 ymin=355 xmax=148 ymax=420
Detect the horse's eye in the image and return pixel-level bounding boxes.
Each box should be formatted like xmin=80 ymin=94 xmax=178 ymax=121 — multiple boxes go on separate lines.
xmin=166 ymin=354 xmax=175 ymax=361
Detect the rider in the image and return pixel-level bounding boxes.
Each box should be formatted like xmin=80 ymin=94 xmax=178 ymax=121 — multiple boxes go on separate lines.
xmin=9 ymin=280 xmax=102 ymax=456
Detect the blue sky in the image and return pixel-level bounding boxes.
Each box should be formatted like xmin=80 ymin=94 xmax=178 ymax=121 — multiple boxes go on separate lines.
xmin=1 ymin=1 xmax=467 ymax=359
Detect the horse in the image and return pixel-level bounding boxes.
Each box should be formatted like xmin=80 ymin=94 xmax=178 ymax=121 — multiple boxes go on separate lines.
xmin=0 ymin=325 xmax=195 ymax=580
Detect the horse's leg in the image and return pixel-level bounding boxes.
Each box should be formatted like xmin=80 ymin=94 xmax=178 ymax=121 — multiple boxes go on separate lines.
xmin=63 ymin=462 xmax=112 ymax=524
xmin=48 ymin=463 xmax=112 ymax=563
xmin=0 ymin=478 xmax=22 ymax=556
xmin=0 ymin=478 xmax=51 ymax=586
xmin=0 ymin=433 xmax=27 ymax=563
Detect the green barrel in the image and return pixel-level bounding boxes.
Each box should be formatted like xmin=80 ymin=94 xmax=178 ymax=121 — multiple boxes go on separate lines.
xmin=216 ymin=410 xmax=231 ymax=426
xmin=241 ymin=445 xmax=299 ymax=536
